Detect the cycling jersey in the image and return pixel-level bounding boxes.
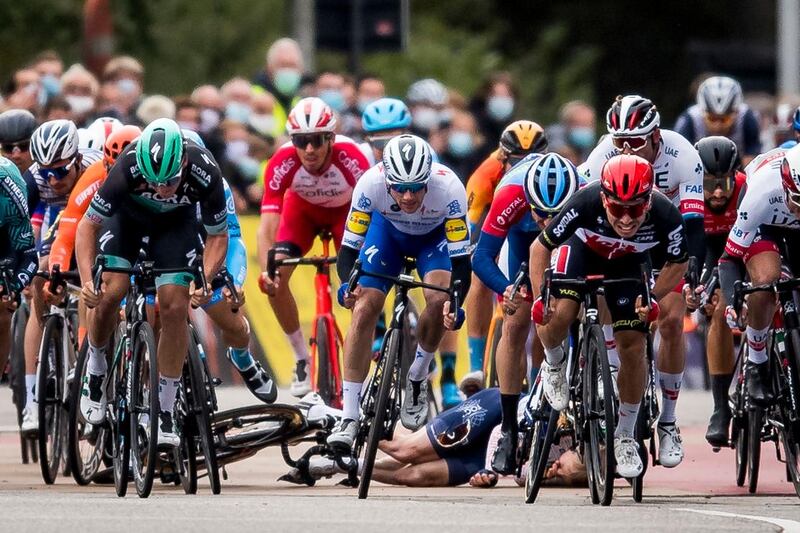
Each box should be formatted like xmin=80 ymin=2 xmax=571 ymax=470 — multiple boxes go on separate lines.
xmin=744 ymin=146 xmax=786 ymax=179
xmin=674 ymin=104 xmax=762 ymax=157
xmin=25 ymin=147 xmax=102 ymax=213
xmin=0 ymin=158 xmax=37 ymax=291
xmin=465 ymin=149 xmax=505 ymax=227
xmin=704 ymin=171 xmax=746 ymax=270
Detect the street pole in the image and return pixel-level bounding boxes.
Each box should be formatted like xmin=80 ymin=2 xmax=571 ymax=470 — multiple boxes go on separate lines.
xmin=777 ymin=0 xmax=800 ymax=97
xmin=349 ymin=0 xmax=364 ymax=75
xmin=293 ymin=0 xmax=316 ymax=73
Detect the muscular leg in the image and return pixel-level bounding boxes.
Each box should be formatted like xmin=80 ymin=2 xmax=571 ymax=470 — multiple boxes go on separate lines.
xmin=466 ymin=275 xmax=493 ymax=371
xmin=655 ymin=292 xmax=685 ymax=425
xmin=155 ymin=284 xmax=190 ymax=378
xmin=267 ymin=261 xmax=310 ymax=361
xmin=495 ymin=300 xmax=533 ymax=395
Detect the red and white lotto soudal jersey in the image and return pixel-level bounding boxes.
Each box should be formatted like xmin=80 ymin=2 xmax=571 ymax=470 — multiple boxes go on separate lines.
xmin=260 ymin=135 xmax=370 ymax=213
xmin=578 ymin=128 xmax=704 ymax=218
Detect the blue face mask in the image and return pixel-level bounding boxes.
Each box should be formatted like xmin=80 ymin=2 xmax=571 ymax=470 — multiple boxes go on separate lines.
xmin=117 ymin=78 xmax=139 ymax=96
xmin=225 ymin=101 xmax=252 ymax=124
xmin=319 ymin=89 xmax=345 ymax=112
xmin=40 ymin=75 xmax=61 ymax=98
xmin=273 ymin=68 xmax=301 ymax=96
xmin=568 ymin=126 xmax=596 ymax=150
xmin=487 ymin=95 xmax=514 ymax=121
xmin=448 ymin=131 xmax=474 ymax=157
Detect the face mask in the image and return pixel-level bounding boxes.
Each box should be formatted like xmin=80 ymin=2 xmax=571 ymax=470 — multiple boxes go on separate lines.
xmin=357 ymin=97 xmax=377 ymax=114
xmin=273 ymin=68 xmax=301 ymax=96
xmin=200 ymin=108 xmax=221 ymax=132
xmin=319 ymin=89 xmax=345 ymax=112
xmin=413 ymin=107 xmax=439 ymax=132
xmin=66 ymin=95 xmax=95 ymax=115
xmin=448 ymin=131 xmax=474 ymax=157
xmin=568 ymin=126 xmax=596 ymax=150
xmin=237 ymin=156 xmax=261 ymax=180
xmin=117 ymin=78 xmax=140 ymax=96
xmin=225 ymin=139 xmax=249 ymax=162
xmin=249 ymin=113 xmax=275 ymax=136
xmin=487 ymin=95 xmax=514 ymax=121
xmin=40 ymin=75 xmax=61 ymax=98
xmin=225 ymin=101 xmax=252 ymax=124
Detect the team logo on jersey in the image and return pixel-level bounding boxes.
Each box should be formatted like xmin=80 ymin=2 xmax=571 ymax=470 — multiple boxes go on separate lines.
xmin=445 ymin=218 xmax=468 ymax=242
xmin=347 ymin=210 xmax=371 ymax=235
xmin=446 ymin=199 xmax=461 ymax=216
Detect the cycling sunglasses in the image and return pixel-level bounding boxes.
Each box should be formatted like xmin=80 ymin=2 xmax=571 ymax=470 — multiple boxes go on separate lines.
xmin=291 ymin=133 xmax=331 ymax=149
xmin=0 ymin=140 xmax=30 ymax=154
xmin=704 ymin=112 xmax=736 ymax=128
xmin=605 ymin=198 xmax=649 ymax=219
xmin=531 ymin=206 xmax=556 ymax=221
xmin=703 ymin=174 xmax=735 ymax=194
xmin=366 ymin=134 xmax=394 ymax=151
xmin=40 ymin=157 xmax=77 ymax=182
xmin=158 ymin=172 xmax=183 ymax=188
xmin=612 ymin=135 xmax=649 ymax=152
xmin=389 ymin=182 xmax=426 ymax=194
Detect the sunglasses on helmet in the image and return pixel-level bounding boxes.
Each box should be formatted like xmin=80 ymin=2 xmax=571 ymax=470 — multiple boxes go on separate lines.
xmin=389 ymin=182 xmax=426 ymax=194
xmin=703 ymin=174 xmax=735 ymax=194
xmin=604 ymin=197 xmax=650 ymax=219
xmin=612 ymin=135 xmax=649 ymax=152
xmin=40 ymin=157 xmax=77 ymax=182
xmin=0 ymin=140 xmax=30 ymax=154
xmin=291 ymin=133 xmax=331 ymax=149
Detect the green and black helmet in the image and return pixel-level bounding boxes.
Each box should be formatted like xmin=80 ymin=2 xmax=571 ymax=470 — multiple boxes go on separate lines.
xmin=135 ymin=118 xmax=185 ymax=185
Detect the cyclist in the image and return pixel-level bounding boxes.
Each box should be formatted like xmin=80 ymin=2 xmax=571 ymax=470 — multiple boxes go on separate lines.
xmin=0 ymin=157 xmax=37 ymax=377
xmin=20 ymin=119 xmax=102 ymax=433
xmin=359 ymin=97 xmax=412 ymax=165
xmin=683 ymin=136 xmax=745 ymax=447
xmin=464 ymin=120 xmax=548 ymax=381
xmin=326 ymin=134 xmax=471 ymax=451
xmin=471 ymin=153 xmax=582 ymax=473
xmin=530 ymin=154 xmax=688 ymax=478
xmin=719 ymin=144 xmax=800 ymax=407
xmin=257 ymin=97 xmax=370 ymax=397
xmin=579 ymin=95 xmax=704 ymax=468
xmin=0 ymin=109 xmax=37 ymax=174
xmin=75 ymin=118 xmax=228 ymax=448
xmin=674 ymin=76 xmax=761 ymax=165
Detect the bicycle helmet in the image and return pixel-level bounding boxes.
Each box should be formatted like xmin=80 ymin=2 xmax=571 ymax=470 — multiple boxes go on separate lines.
xmin=792 ymin=106 xmax=800 ymax=133
xmin=30 ymin=120 xmax=79 ymax=166
xmin=500 ymin=120 xmax=547 ymax=155
xmin=406 ymin=79 xmax=448 ymax=106
xmin=695 ymin=136 xmax=739 ymax=178
xmin=103 ymin=125 xmax=141 ymax=168
xmin=600 ymin=154 xmax=653 ymax=202
xmin=0 ymin=109 xmax=37 ymax=143
xmin=85 ymin=116 xmax=123 ymax=151
xmin=606 ymin=95 xmax=660 ymax=137
xmin=382 ymin=134 xmax=433 ymax=185
xmin=286 ymin=97 xmax=336 ymax=135
xmin=135 ymin=118 xmax=184 ymax=185
xmin=522 ymin=153 xmax=580 ymax=214
xmin=362 ymin=98 xmax=412 ymax=133
xmin=781 ymin=144 xmax=800 ymax=194
xmin=181 ymin=129 xmax=206 ymax=148
xmin=697 ymin=76 xmax=742 ymax=116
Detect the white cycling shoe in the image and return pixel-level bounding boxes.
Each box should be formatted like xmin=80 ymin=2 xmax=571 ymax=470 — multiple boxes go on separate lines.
xmin=290 ymin=360 xmax=312 ymax=397
xmin=21 ymin=405 xmax=39 ymax=434
xmin=657 ymin=423 xmax=684 ymax=467
xmin=614 ymin=436 xmax=643 ymax=478
xmin=540 ymin=360 xmax=569 ymax=411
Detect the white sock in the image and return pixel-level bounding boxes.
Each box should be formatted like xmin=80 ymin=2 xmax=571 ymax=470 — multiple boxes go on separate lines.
xmin=658 ymin=371 xmax=682 ymax=425
xmin=746 ymin=326 xmax=769 ymax=364
xmin=543 ymin=344 xmax=564 ymax=366
xmin=602 ymin=325 xmax=620 ymax=368
xmin=287 ymin=329 xmax=310 ymax=362
xmin=87 ymin=343 xmax=108 ymax=376
xmin=615 ymin=401 xmax=640 ymax=438
xmin=25 ymin=374 xmax=36 ymax=409
xmin=342 ymin=380 xmax=362 ymax=421
xmin=408 ymin=345 xmax=435 ymax=381
xmin=158 ymin=375 xmax=180 ymax=414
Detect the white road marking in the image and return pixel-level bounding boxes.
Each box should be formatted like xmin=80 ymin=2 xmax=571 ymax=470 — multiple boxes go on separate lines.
xmin=676 ymin=508 xmax=800 ymax=532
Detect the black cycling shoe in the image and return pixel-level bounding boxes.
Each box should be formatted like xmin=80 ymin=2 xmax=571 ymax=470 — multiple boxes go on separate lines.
xmin=491 ymin=429 xmax=518 ymax=475
xmin=239 ymin=361 xmax=278 ymax=404
xmin=705 ymin=405 xmax=732 ymax=448
xmin=747 ymin=361 xmax=773 ymax=407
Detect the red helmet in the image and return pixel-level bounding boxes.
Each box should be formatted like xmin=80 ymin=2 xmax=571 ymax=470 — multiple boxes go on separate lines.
xmin=600 ymin=154 xmax=653 ymax=202
xmin=103 ymin=125 xmax=141 ymax=168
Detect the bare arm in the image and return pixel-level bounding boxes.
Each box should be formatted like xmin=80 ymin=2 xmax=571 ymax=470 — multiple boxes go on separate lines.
xmin=529 ymin=239 xmax=553 ymax=301
xmin=257 ymin=212 xmax=280 ymax=271
xmin=75 ymin=217 xmax=101 ymax=286
xmin=203 ymin=232 xmax=228 ymax=280
xmin=652 ymin=261 xmax=687 ymax=301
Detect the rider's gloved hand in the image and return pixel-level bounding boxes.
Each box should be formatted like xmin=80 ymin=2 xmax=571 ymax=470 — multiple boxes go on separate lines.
xmin=725 ymin=304 xmax=745 ymax=330
xmin=531 ymin=297 xmax=546 ymax=325
xmin=337 ymin=283 xmax=349 ymax=307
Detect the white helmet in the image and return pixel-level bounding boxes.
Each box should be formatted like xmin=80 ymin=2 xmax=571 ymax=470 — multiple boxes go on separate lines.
xmin=30 ymin=119 xmax=79 ymax=166
xmin=84 ymin=116 xmax=123 ymax=151
xmin=697 ymin=76 xmax=742 ymax=116
xmin=606 ymin=95 xmax=660 ymax=137
xmin=406 ymin=79 xmax=448 ymax=107
xmin=382 ymin=134 xmax=433 ymax=185
xmin=781 ymin=143 xmax=800 ymax=193
xmin=286 ymin=97 xmax=337 ymax=135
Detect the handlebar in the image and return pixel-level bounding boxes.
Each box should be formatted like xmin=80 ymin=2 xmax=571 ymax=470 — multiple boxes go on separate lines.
xmin=215 ymin=267 xmax=241 ymax=313
xmin=506 ymin=261 xmax=528 ymax=316
xmin=268 ymin=248 xmax=337 ymax=280
xmin=733 ymin=277 xmax=800 ymax=316
xmin=36 ymin=265 xmax=82 ymax=296
xmin=0 ymin=259 xmax=20 ymax=306
xmin=92 ymin=253 xmax=208 ymax=301
xmin=685 ymin=256 xmax=698 ymax=294
xmin=345 ymin=259 xmax=457 ymax=297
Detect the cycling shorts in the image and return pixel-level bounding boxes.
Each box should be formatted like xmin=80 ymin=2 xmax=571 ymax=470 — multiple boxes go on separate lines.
xmin=426 ymin=388 xmax=503 ymax=486
xmin=356 ymin=212 xmax=451 ymax=293
xmin=275 ymin=191 xmax=349 ymax=257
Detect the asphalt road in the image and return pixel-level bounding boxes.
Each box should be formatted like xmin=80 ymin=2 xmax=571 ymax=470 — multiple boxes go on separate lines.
xmin=2 ymin=385 xmax=800 ymax=533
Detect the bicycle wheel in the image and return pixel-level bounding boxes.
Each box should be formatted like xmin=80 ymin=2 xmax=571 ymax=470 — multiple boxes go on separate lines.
xmin=38 ymin=315 xmax=65 ymax=484
xmin=314 ymin=317 xmax=336 ymax=407
xmin=359 ymin=328 xmax=400 ymax=499
xmin=582 ymin=324 xmax=615 ymax=506
xmin=524 ymin=402 xmax=559 ymax=503
xmin=631 ymin=396 xmax=652 ymax=503
xmin=747 ymin=406 xmax=763 ymax=494
xmin=111 ymin=331 xmax=131 ymax=497
xmin=129 ymin=323 xmax=159 ymax=498
xmin=174 ymin=364 xmax=197 ymax=495
xmin=483 ymin=315 xmax=503 ymax=388
xmin=67 ymin=340 xmax=107 ymax=485
xmin=187 ymin=332 xmax=221 ymax=494
xmin=9 ymin=304 xmax=29 ymax=463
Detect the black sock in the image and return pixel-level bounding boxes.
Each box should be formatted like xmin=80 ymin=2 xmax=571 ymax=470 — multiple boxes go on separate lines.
xmin=500 ymin=393 xmax=519 ymax=433
xmin=711 ymin=373 xmax=733 ymax=411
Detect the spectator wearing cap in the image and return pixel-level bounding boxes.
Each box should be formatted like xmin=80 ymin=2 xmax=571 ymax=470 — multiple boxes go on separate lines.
xmin=60 ymin=64 xmax=99 ymax=126
xmin=469 ymin=72 xmax=518 ymax=148
xmin=545 ymin=100 xmax=597 ymax=165
xmin=100 ymin=55 xmax=144 ymax=122
xmin=252 ymin=37 xmax=304 ymax=137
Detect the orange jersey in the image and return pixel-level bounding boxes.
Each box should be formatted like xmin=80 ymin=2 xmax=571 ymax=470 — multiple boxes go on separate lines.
xmin=49 ymin=160 xmax=108 ymax=270
xmin=466 ymin=150 xmax=506 ymax=226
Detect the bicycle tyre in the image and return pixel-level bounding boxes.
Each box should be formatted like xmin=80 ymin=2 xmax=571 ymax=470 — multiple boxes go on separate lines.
xmin=314 ymin=317 xmax=335 ymax=407
xmin=10 ymin=304 xmax=29 ymax=463
xmin=111 ymin=326 xmax=130 ymax=497
xmin=67 ymin=340 xmax=106 ymax=485
xmin=187 ymin=333 xmax=221 ymax=494
xmin=483 ymin=316 xmax=503 ymax=389
xmin=359 ymin=328 xmax=400 ymax=499
xmin=733 ymin=397 xmax=748 ymax=487
xmin=37 ymin=315 xmax=65 ymax=484
xmin=631 ymin=397 xmax=651 ymax=503
xmin=582 ymin=324 xmax=615 ymax=506
xmin=174 ymin=358 xmax=198 ymax=494
xmin=129 ymin=323 xmax=159 ymax=498
xmin=524 ymin=403 xmax=559 ymax=503
xmin=747 ymin=406 xmax=763 ymax=494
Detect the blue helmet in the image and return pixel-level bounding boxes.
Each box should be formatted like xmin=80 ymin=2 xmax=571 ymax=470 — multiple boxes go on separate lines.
xmin=181 ymin=128 xmax=206 ymax=149
xmin=792 ymin=106 xmax=800 ymax=133
xmin=361 ymin=98 xmax=412 ymax=133
xmin=523 ymin=153 xmax=580 ymax=214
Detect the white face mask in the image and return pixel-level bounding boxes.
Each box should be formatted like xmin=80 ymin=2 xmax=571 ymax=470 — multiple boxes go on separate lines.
xmin=249 ymin=114 xmax=276 ymax=136
xmin=413 ymin=107 xmax=439 ymax=131
xmin=66 ymin=95 xmax=95 ymax=115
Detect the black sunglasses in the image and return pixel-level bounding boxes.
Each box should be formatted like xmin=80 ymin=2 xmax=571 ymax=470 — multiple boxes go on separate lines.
xmin=291 ymin=133 xmax=331 ymax=149
xmin=0 ymin=140 xmax=30 ymax=154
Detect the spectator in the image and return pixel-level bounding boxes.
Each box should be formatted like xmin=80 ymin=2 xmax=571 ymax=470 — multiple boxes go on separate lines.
xmin=4 ymin=68 xmax=43 ymax=114
xmin=469 ymin=71 xmax=518 ymax=148
xmin=32 ymin=50 xmax=64 ymax=105
xmin=175 ymin=97 xmax=201 ymax=131
xmin=315 ymin=71 xmax=347 ymax=114
xmin=355 ymin=74 xmax=386 ymax=114
xmin=60 ymin=64 xmax=99 ymax=126
xmin=100 ymin=55 xmax=145 ymax=121
xmin=221 ymin=77 xmax=254 ymax=124
xmin=252 ymin=37 xmax=304 ymax=137
xmin=545 ymin=100 xmax=597 ymax=165
xmin=249 ymin=91 xmax=277 ymax=140
xmin=42 ymin=95 xmax=72 ymax=122
xmin=406 ymin=78 xmax=450 ymax=141
xmin=135 ymin=94 xmax=175 ymax=125
xmin=440 ymin=109 xmax=485 ymax=183
xmin=190 ymin=84 xmax=226 ymax=163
